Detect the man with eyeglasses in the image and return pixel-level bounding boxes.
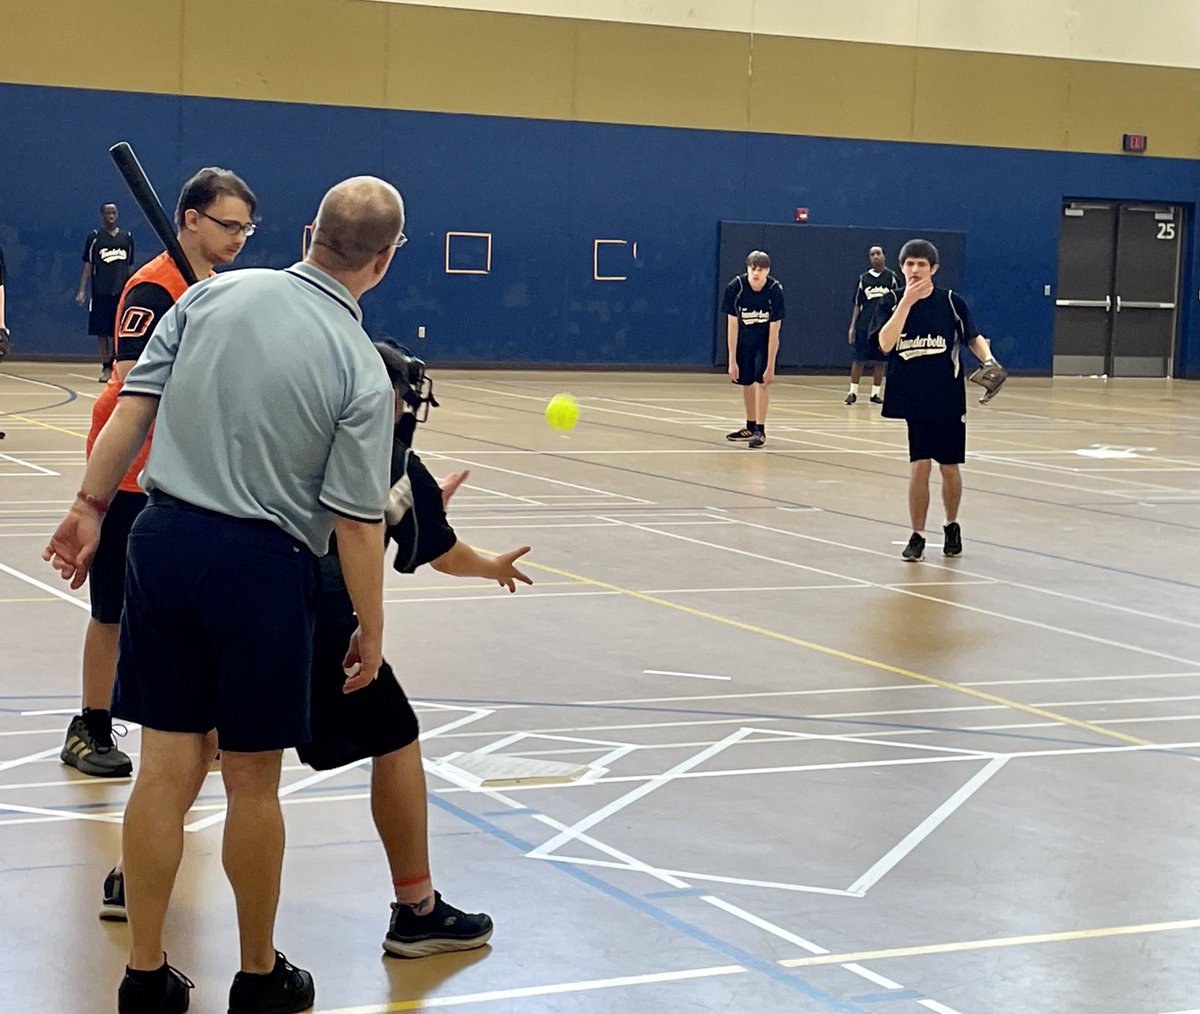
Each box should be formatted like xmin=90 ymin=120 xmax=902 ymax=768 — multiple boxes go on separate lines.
xmin=46 ymin=175 xmax=404 ymax=1014
xmin=62 ymin=167 xmax=258 ymax=784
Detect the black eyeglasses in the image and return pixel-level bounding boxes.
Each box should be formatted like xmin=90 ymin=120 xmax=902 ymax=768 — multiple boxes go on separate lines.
xmin=199 ymin=210 xmax=257 ymax=238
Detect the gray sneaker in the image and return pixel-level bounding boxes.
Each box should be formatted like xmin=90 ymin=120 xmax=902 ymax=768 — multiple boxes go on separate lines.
xmin=62 ymin=710 xmax=133 ymax=778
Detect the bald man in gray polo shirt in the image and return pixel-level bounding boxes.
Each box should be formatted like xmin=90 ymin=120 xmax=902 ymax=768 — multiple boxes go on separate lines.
xmin=45 ymin=177 xmax=406 ymax=1014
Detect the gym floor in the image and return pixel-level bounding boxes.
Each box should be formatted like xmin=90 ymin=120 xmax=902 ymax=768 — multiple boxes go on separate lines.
xmin=1 ymin=365 xmax=1198 ymax=1013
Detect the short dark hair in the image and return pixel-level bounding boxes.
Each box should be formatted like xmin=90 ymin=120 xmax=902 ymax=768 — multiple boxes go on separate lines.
xmin=868 ymin=245 xmax=883 ymax=255
xmin=101 ymin=202 xmax=117 ymax=212
xmin=174 ymin=168 xmax=257 ymax=229
xmin=746 ymin=250 xmax=770 ymax=269
xmin=898 ymin=239 xmax=939 ymax=266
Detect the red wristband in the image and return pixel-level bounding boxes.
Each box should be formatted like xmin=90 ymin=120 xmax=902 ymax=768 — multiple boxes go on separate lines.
xmin=76 ymin=490 xmax=109 ymax=514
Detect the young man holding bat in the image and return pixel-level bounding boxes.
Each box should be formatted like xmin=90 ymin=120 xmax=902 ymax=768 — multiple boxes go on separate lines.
xmin=875 ymin=238 xmax=1006 ymax=562
xmin=61 ymin=168 xmax=257 ymax=781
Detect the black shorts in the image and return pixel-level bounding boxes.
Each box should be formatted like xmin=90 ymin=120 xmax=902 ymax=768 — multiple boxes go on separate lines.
xmin=389 ymin=449 xmax=458 ymax=574
xmin=852 ymin=324 xmax=888 ymax=363
xmin=88 ymin=294 xmax=119 ymax=338
xmin=906 ymin=417 xmax=966 ymax=465
xmin=88 ymin=489 xmax=148 ymax=623
xmin=297 ymin=578 xmax=420 ymax=770
xmin=112 ymin=493 xmax=320 ymax=753
xmin=733 ymin=340 xmax=768 ymax=386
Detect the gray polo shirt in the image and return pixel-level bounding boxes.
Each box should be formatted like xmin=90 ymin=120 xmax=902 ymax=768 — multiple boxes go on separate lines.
xmin=120 ymin=261 xmax=393 ymax=554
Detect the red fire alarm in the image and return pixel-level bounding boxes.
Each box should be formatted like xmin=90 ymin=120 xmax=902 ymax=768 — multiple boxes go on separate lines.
xmin=794 ymin=207 xmax=809 ymax=223
xmin=1122 ymin=134 xmax=1147 ymax=153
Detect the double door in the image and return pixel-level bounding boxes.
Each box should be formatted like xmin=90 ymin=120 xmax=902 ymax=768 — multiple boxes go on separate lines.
xmin=1053 ymin=201 xmax=1183 ymax=377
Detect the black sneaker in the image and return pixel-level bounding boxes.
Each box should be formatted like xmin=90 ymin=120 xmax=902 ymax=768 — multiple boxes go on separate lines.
xmin=748 ymin=431 xmax=765 ymax=449
xmin=869 ymin=394 xmax=883 ymax=404
xmin=117 ymin=960 xmax=193 ymax=1014
xmin=943 ymin=522 xmax=963 ymax=557
xmin=384 ymin=893 xmax=494 ymax=958
xmin=843 ymin=392 xmax=857 ymax=405
xmin=901 ymin=532 xmax=925 ymax=562
xmin=725 ymin=427 xmax=753 ymax=441
xmin=101 ymin=867 xmax=127 ymax=921
xmin=228 ymin=952 xmax=313 ymax=1014
xmin=62 ymin=709 xmax=133 ymax=777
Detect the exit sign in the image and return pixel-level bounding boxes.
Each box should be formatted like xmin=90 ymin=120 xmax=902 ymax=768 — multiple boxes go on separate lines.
xmin=1122 ymin=133 xmax=1148 ymax=153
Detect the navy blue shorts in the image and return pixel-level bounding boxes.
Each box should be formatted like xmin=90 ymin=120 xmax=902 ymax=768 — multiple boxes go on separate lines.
xmin=112 ymin=492 xmax=320 ymax=752
xmin=88 ymin=489 xmax=148 ymax=623
xmin=906 ymin=417 xmax=966 ymax=465
xmin=852 ymin=324 xmax=888 ymax=364
xmin=733 ymin=340 xmax=768 ymax=386
xmin=297 ymin=569 xmax=420 ymax=770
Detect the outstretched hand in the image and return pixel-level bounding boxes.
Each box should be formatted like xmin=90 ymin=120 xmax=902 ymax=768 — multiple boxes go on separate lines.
xmin=493 ymin=545 xmax=533 ymax=593
xmin=438 ymin=469 xmax=470 ymax=511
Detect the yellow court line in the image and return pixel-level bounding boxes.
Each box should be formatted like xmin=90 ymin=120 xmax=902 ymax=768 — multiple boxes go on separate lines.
xmin=778 ymin=917 xmax=1200 ymax=968
xmin=513 ymin=558 xmax=1160 ymax=751
xmin=7 ymin=414 xmax=88 ymax=439
xmin=0 ymin=596 xmax=59 ymax=603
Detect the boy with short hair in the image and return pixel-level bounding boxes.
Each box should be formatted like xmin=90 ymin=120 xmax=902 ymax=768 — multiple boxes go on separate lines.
xmin=722 ymin=250 xmax=784 ymax=449
xmin=876 ymin=239 xmax=1002 ymax=561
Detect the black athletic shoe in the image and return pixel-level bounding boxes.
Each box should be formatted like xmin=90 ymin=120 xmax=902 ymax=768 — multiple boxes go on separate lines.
xmin=117 ymin=960 xmax=193 ymax=1014
xmin=99 ymin=365 xmax=113 ymax=383
xmin=869 ymin=394 xmax=883 ymax=404
xmin=843 ymin=392 xmax=857 ymax=405
xmin=943 ymin=522 xmax=963 ymax=557
xmin=748 ymin=431 xmax=766 ymax=449
xmin=725 ymin=427 xmax=754 ymax=441
xmin=62 ymin=709 xmax=133 ymax=777
xmin=228 ymin=952 xmax=313 ymax=1014
xmin=100 ymin=867 xmax=127 ymax=921
xmin=902 ymin=532 xmax=926 ymax=562
xmin=384 ymin=893 xmax=494 ymax=958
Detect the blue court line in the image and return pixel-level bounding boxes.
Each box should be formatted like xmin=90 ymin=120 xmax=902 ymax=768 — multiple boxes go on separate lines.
xmin=481 ymin=807 xmax=538 ymax=817
xmin=851 ymin=990 xmax=924 ymax=1003
xmin=644 ymin=887 xmax=708 ymax=899
xmin=429 ymin=793 xmax=868 ymax=1013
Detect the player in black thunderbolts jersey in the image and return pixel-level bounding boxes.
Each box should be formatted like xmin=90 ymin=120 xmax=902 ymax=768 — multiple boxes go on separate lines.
xmin=76 ymin=203 xmax=135 ymax=382
xmin=721 ymin=250 xmax=785 ymax=449
xmin=876 ymin=238 xmax=1001 ymax=562
xmin=845 ymin=245 xmax=900 ymax=405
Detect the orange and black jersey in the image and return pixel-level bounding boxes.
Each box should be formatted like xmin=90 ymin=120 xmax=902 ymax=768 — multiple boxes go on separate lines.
xmin=113 ymin=253 xmax=190 ymax=363
xmin=88 ymin=252 xmax=191 ymax=494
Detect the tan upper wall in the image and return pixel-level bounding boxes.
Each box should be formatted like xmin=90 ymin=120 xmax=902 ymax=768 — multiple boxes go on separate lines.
xmin=4 ymin=0 xmax=1198 ymax=158
xmin=385 ymin=0 xmax=1200 ymax=70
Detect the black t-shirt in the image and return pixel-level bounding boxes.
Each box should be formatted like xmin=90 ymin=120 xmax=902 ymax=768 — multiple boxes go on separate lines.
xmin=853 ymin=268 xmax=902 ymax=336
xmin=0 ymin=245 xmax=7 ymax=288
xmin=722 ymin=274 xmax=785 ymax=345
xmin=113 ymin=282 xmax=176 ymax=363
xmin=83 ymin=228 xmax=135 ymax=296
xmin=878 ymin=287 xmax=978 ymax=421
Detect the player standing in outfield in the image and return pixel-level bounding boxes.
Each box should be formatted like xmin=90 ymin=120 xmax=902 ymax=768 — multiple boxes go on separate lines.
xmin=76 ymin=203 xmax=135 ymax=382
xmin=60 ymin=169 xmax=256 ymax=780
xmin=722 ymin=250 xmax=784 ymax=449
xmin=0 ymin=243 xmax=9 ymax=440
xmin=876 ymin=238 xmax=1001 ymax=562
xmin=845 ymin=245 xmax=901 ymax=405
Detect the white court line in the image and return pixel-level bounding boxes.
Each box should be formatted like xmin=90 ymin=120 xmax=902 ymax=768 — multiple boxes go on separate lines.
xmin=846 ymin=757 xmax=1009 ymax=895
xmin=312 ymin=964 xmax=746 ymax=1013
xmin=0 ymin=453 xmax=58 ymax=476
xmin=0 ymin=747 xmax=61 ymax=773
xmin=643 ymin=669 xmax=731 ymax=681
xmin=841 ymin=964 xmax=904 ymax=990
xmin=0 ymin=562 xmax=89 ymax=610
xmin=721 ymin=515 xmax=1200 ymax=633
xmin=527 ymin=728 xmax=753 ymax=859
xmin=918 ymin=1000 xmax=966 ymax=1014
xmin=426 ymin=446 xmax=652 ymax=504
xmin=702 ymin=894 xmax=828 ymax=953
xmin=20 ymin=708 xmax=79 ymax=716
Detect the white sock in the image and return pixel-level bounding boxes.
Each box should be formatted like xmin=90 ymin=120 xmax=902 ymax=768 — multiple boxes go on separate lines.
xmin=848 ymin=382 xmax=857 ymax=394
xmin=871 ymin=385 xmax=881 ymax=397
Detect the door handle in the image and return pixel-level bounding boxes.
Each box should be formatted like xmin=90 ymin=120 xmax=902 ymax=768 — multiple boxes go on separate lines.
xmin=1115 ymin=295 xmax=1121 ymax=312
xmin=1106 ymin=294 xmax=1111 ymax=313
